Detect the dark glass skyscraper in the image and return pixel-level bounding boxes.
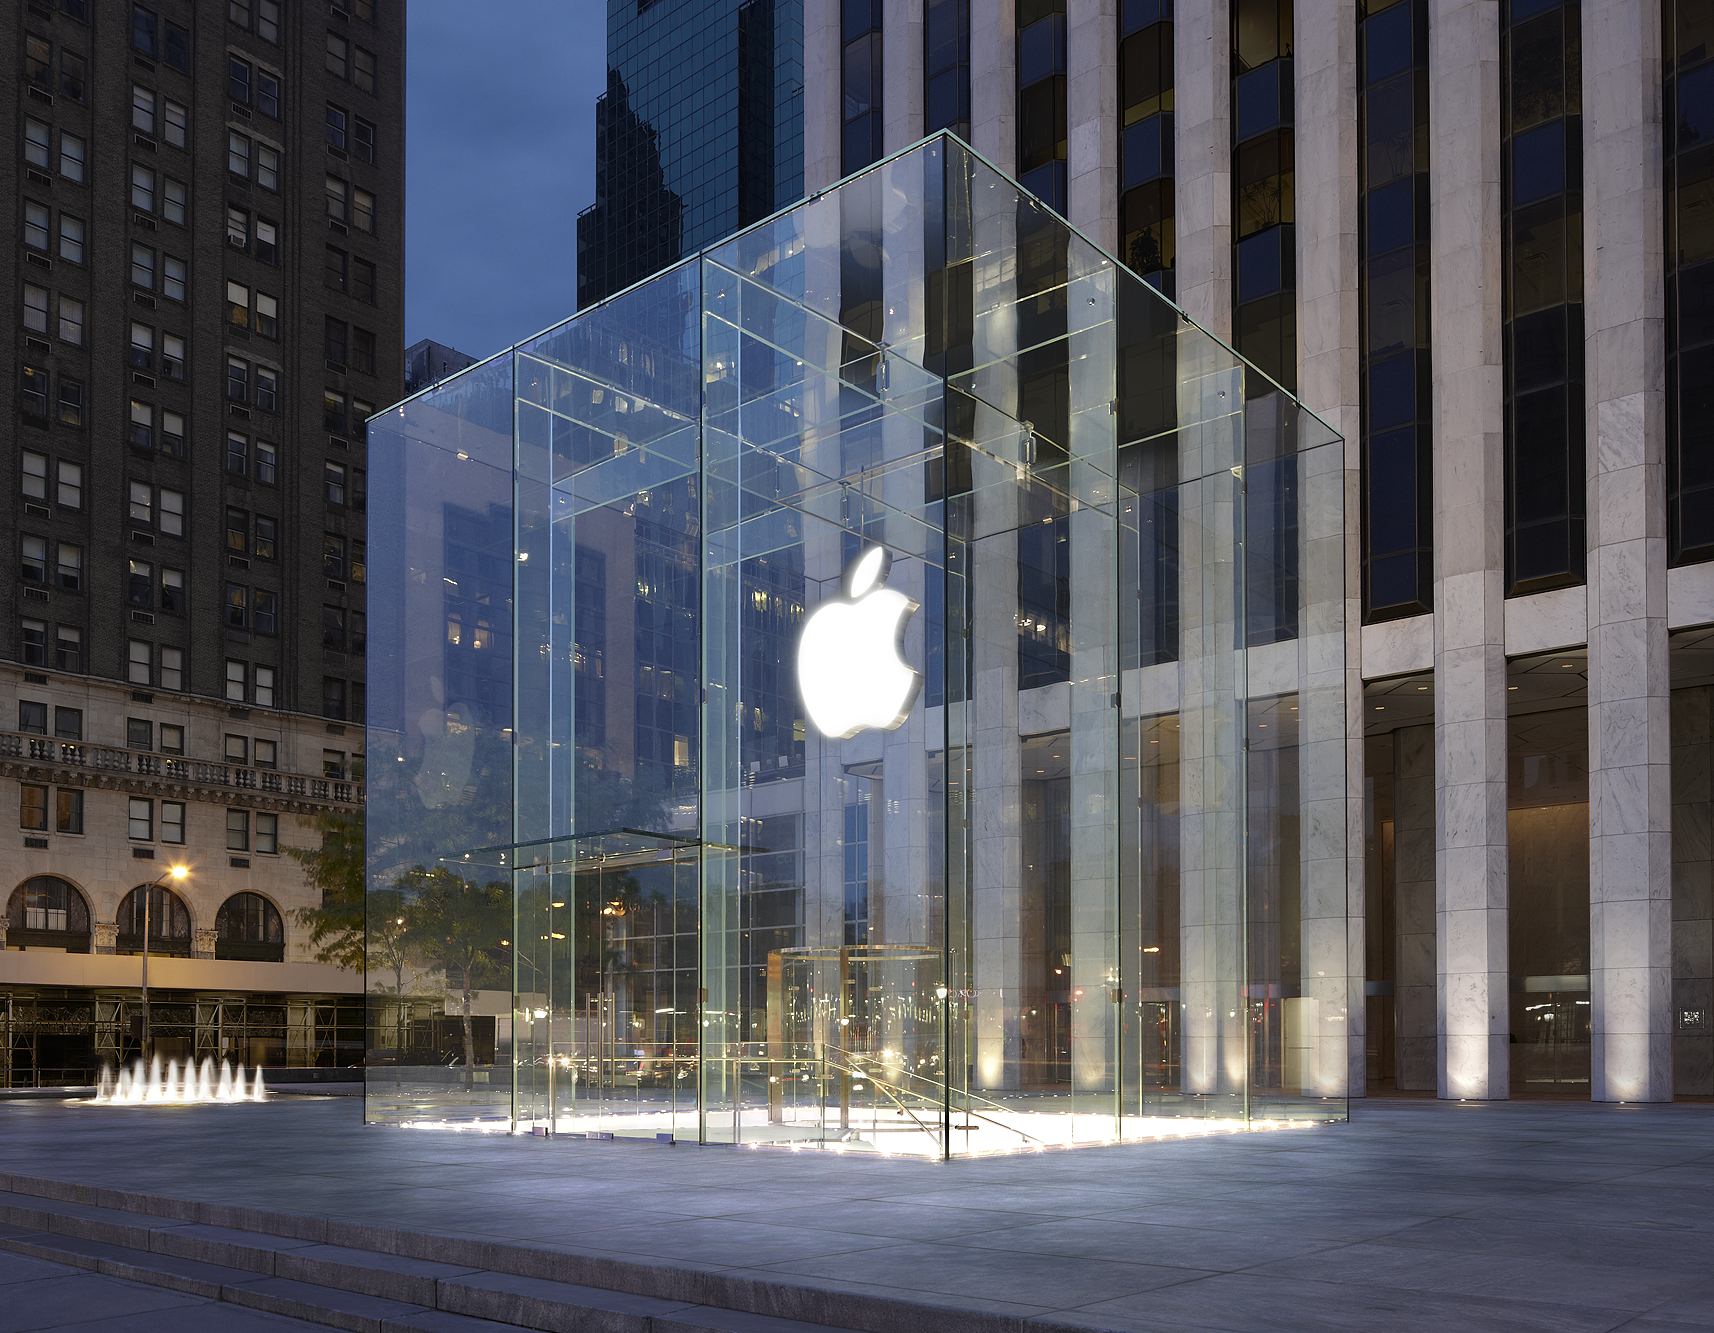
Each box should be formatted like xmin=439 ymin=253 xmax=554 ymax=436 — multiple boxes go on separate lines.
xmin=576 ymin=0 xmax=804 ymax=309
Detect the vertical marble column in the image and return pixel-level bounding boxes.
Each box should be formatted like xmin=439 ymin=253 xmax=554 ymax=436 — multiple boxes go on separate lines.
xmin=882 ymin=0 xmax=925 ymax=154
xmin=803 ymin=0 xmax=842 ymax=193
xmin=970 ymin=0 xmax=1016 ymax=173
xmin=1583 ymin=0 xmax=1673 ymax=1104
xmin=1173 ymin=0 xmax=1240 ymax=1100
xmin=1429 ymin=0 xmax=1509 ymax=1100
xmin=968 ymin=151 xmax=1026 ymax=1091
xmin=1066 ymin=256 xmax=1121 ymax=1105
xmin=1174 ymin=0 xmax=1231 ymax=339
xmin=1671 ymin=688 xmax=1712 ymax=1096
xmin=1066 ymin=0 xmax=1119 ymax=251
xmin=1394 ymin=724 xmax=1438 ymax=1090
xmin=1293 ymin=0 xmax=1363 ymax=1099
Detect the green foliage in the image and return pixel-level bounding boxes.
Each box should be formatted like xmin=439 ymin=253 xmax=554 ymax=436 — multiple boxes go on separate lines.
xmin=285 ymin=807 xmax=366 ymax=972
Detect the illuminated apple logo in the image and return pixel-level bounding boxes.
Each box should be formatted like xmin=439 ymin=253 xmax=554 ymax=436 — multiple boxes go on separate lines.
xmin=796 ymin=546 xmax=920 ymax=740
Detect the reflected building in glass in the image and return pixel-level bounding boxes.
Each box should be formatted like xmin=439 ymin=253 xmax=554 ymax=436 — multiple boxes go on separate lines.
xmin=366 ymin=135 xmax=1351 ymax=1155
xmin=575 ymin=0 xmax=804 ymax=309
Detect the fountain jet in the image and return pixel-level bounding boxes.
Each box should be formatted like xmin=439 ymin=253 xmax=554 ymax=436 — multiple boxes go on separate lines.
xmin=92 ymin=1057 xmax=267 ymax=1105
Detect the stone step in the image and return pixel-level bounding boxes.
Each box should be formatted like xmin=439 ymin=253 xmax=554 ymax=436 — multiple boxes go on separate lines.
xmin=0 ymin=1213 xmax=870 ymax=1333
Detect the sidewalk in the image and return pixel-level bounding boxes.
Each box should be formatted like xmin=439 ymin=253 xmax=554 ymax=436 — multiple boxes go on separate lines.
xmin=0 ymin=1095 xmax=1709 ymax=1331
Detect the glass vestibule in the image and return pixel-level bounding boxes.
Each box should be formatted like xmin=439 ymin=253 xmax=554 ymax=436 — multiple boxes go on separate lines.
xmin=365 ymin=132 xmax=1350 ymax=1156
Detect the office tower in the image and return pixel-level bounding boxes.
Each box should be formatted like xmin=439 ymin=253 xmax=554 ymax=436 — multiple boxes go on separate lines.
xmin=0 ymin=0 xmax=403 ymax=1084
xmin=404 ymin=338 xmax=476 ymax=396
xmin=794 ymin=0 xmax=1714 ymax=1103
xmin=575 ymin=0 xmax=804 ymax=308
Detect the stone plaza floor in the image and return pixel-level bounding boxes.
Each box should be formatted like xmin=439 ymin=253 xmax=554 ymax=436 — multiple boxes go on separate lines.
xmin=0 ymin=1094 xmax=1709 ymax=1331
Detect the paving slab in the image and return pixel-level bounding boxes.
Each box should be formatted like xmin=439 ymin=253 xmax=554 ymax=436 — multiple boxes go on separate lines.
xmin=0 ymin=1098 xmax=1709 ymax=1332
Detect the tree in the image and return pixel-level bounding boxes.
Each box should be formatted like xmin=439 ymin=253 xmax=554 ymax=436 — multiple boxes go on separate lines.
xmin=399 ymin=866 xmax=510 ymax=1087
xmin=285 ymin=807 xmax=366 ymax=972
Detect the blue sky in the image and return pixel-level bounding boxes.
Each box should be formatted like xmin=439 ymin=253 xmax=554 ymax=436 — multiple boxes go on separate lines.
xmin=405 ymin=0 xmax=604 ymax=359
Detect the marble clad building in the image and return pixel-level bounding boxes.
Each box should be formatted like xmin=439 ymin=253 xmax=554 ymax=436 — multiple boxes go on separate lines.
xmin=800 ymin=0 xmax=1714 ymax=1102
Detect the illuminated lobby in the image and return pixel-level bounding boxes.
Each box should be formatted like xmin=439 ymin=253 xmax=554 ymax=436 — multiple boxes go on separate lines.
xmin=365 ymin=133 xmax=1351 ymax=1157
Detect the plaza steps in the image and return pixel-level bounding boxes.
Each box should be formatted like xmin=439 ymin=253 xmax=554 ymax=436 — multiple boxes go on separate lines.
xmin=0 ymin=1177 xmax=897 ymax=1333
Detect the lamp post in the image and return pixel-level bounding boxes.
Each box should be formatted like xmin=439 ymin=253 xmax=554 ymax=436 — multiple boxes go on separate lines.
xmin=139 ymin=863 xmax=189 ymax=1059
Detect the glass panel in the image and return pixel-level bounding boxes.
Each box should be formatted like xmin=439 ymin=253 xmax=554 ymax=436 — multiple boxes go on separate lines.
xmin=368 ymin=132 xmax=1349 ymax=1153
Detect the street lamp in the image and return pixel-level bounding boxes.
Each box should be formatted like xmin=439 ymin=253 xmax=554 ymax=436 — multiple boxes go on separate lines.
xmin=139 ymin=863 xmax=189 ymax=1059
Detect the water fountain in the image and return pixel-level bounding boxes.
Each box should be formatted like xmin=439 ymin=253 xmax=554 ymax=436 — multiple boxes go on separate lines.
xmin=92 ymin=1056 xmax=267 ymax=1105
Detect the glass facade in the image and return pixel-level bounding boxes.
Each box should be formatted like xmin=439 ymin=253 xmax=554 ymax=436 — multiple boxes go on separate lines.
xmin=1666 ymin=0 xmax=1714 ymax=566
xmin=924 ymin=0 xmax=971 ymax=142
xmin=367 ymin=134 xmax=1348 ymax=1156
xmin=1501 ymin=0 xmax=1585 ymax=595
xmin=841 ymin=0 xmax=884 ymax=174
xmin=1357 ymin=0 xmax=1432 ymax=621
xmin=1231 ymin=0 xmax=1296 ymax=395
xmin=1017 ymin=0 xmax=1068 ymax=212
xmin=576 ymin=0 xmax=804 ymax=308
xmin=1120 ymin=0 xmax=1175 ymax=297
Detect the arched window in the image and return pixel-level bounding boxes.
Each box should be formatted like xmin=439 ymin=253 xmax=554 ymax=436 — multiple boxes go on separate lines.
xmin=6 ymin=876 xmax=91 ymax=952
xmin=215 ymin=892 xmax=284 ymax=962
xmin=115 ymin=883 xmax=192 ymax=956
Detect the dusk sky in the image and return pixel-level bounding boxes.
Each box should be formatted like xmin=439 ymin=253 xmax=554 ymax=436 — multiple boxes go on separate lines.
xmin=405 ymin=0 xmax=604 ymax=360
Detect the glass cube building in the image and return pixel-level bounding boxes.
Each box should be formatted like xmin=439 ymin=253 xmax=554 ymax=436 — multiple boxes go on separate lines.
xmin=366 ymin=134 xmax=1350 ymax=1157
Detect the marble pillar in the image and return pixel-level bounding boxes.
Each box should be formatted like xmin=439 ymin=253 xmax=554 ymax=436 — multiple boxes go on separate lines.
xmin=803 ymin=0 xmax=841 ymax=193
xmin=1429 ymin=0 xmax=1509 ymax=1100
xmin=1066 ymin=0 xmax=1119 ymax=251
xmin=970 ymin=0 xmax=1016 ymax=173
xmin=1293 ymin=0 xmax=1363 ymax=1099
xmin=1583 ymin=0 xmax=1673 ymax=1103
xmin=882 ymin=0 xmax=925 ymax=154
xmin=1173 ymin=0 xmax=1231 ymax=339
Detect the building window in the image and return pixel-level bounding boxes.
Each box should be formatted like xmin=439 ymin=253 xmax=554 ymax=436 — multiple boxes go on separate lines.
xmin=128 ymin=718 xmax=153 ymax=749
xmin=116 ymin=883 xmax=191 ymax=956
xmin=164 ymin=98 xmax=187 ymax=148
xmin=53 ymin=707 xmax=81 ymax=741
xmin=21 ymin=535 xmax=47 ymax=585
xmin=226 ymin=808 xmax=250 ymax=851
xmin=226 ymin=658 xmax=246 ymax=701
xmin=163 ymin=333 xmax=186 ymax=380
xmin=58 ymin=377 xmax=84 ymax=427
xmin=19 ymin=701 xmax=48 ymax=735
xmin=20 ymin=784 xmax=49 ymax=832
xmin=25 ymin=117 xmax=51 ymax=169
xmin=57 ymin=294 xmax=83 ymax=346
xmin=128 ymin=798 xmax=153 ymax=840
xmin=160 ymin=645 xmax=182 ymax=691
xmin=354 ymin=116 xmax=375 ymax=163
xmin=56 ymin=542 xmax=81 ymax=591
xmin=326 ymin=32 xmax=349 ymax=79
xmin=1017 ymin=0 xmax=1069 ymax=211
xmin=59 ymin=213 xmax=84 ymax=264
xmin=216 ymin=891 xmax=283 ymax=960
xmin=256 ymin=441 xmax=278 ymax=485
xmin=1120 ymin=2 xmax=1175 ymax=291
xmin=160 ymin=723 xmax=183 ymax=753
xmin=255 ymin=738 xmax=277 ymax=768
xmin=20 ymin=619 xmax=47 ymax=667
xmin=1501 ymin=0 xmax=1584 ymax=594
xmin=55 ymin=625 xmax=81 ymax=673
xmin=7 ymin=877 xmax=91 ymax=951
xmin=254 ymin=589 xmax=278 ymax=635
xmin=21 ymin=366 xmax=49 ymax=421
xmin=227 ymin=432 xmax=249 ymax=474
xmin=254 ymin=664 xmax=274 ymax=707
xmin=60 ymin=131 xmax=85 ymax=182
xmin=325 ymin=462 xmax=348 ymax=506
xmin=924 ymin=0 xmax=971 ymax=140
xmin=24 ymin=201 xmax=48 ymax=252
xmin=129 ymin=639 xmax=152 ymax=685
xmin=226 ymin=582 xmax=249 ymax=629
xmin=161 ymin=800 xmax=185 ymax=845
xmin=326 ymin=103 xmax=348 ymax=150
xmin=841 ymin=0 xmax=883 ymax=173
xmin=1360 ymin=0 xmax=1433 ymax=620
xmin=128 ymin=559 xmax=154 ymax=608
xmin=1231 ymin=0 xmax=1296 ymax=392
xmin=23 ymin=283 xmax=48 ymax=334
xmin=131 ymin=161 xmax=156 ymax=212
xmin=58 ymin=460 xmax=83 ymax=510
xmin=54 ymin=787 xmax=83 ymax=835
xmin=161 ymin=566 xmax=184 ymax=614
xmin=256 ymin=365 xmax=279 ymax=411
xmin=1667 ymin=2 xmax=1714 ymax=564
xmin=255 ymin=813 xmax=278 ymax=854
xmin=22 ymin=451 xmax=48 ymax=501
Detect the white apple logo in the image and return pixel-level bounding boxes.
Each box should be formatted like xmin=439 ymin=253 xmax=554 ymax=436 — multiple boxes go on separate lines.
xmin=796 ymin=546 xmax=921 ymax=740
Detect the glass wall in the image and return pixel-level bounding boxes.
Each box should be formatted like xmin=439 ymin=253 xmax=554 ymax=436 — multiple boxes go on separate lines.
xmin=367 ymin=133 xmax=1349 ymax=1155
xmin=1357 ymin=0 xmax=1432 ymax=621
xmin=1500 ymin=0 xmax=1585 ymax=595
